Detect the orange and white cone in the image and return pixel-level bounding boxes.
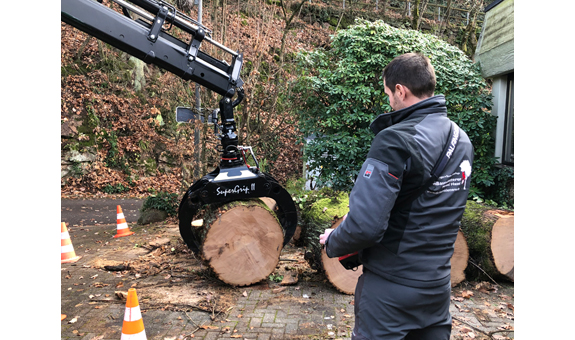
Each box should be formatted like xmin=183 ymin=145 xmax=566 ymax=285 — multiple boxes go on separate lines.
xmin=121 ymin=288 xmax=147 ymax=340
xmin=61 ymin=222 xmax=81 ymax=263
xmin=114 ymin=205 xmax=134 ymax=238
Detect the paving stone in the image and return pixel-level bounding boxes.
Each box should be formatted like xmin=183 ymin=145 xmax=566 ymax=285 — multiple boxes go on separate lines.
xmin=262 ymin=312 xmax=276 ymax=323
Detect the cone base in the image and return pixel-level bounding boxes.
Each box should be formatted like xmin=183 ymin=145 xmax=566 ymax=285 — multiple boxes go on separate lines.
xmin=61 ymin=255 xmax=81 ymax=264
xmin=114 ymin=231 xmax=135 ymax=238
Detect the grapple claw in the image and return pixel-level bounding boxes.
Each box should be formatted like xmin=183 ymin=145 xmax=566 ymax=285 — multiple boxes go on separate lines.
xmin=178 ymin=167 xmax=297 ymax=254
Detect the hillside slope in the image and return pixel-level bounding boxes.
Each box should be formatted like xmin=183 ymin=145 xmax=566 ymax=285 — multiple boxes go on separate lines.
xmin=61 ymin=0 xmax=480 ymax=199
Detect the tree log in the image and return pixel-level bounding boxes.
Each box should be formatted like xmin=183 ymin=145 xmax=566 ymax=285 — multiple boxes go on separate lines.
xmin=191 ymin=199 xmax=284 ymax=286
xmin=460 ymin=201 xmax=514 ymax=282
xmin=300 ymin=191 xmax=349 ymax=273
xmin=298 ymin=191 xmax=359 ymax=294
xmin=298 ymin=190 xmax=473 ymax=291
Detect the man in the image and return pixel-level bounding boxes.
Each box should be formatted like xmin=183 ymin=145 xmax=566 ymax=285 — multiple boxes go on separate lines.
xmin=319 ymin=52 xmax=474 ymax=339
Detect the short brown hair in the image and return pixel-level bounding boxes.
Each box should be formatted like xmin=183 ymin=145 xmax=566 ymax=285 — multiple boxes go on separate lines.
xmin=382 ymin=53 xmax=436 ymax=98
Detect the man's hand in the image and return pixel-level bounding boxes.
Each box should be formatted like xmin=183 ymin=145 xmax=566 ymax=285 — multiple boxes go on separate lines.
xmin=319 ymin=213 xmax=347 ymax=245
xmin=319 ymin=228 xmax=333 ymax=245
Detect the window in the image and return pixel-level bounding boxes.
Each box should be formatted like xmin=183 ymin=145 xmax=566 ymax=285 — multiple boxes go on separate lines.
xmin=502 ymin=73 xmax=514 ymax=165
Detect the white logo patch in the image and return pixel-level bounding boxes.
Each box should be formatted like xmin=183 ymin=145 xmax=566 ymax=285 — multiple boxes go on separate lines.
xmin=364 ymin=164 xmax=374 ymax=179
xmin=460 ymin=160 xmax=472 ymax=189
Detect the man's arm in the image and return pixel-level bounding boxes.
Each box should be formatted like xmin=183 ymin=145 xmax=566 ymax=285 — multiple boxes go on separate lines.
xmin=323 ymin=130 xmax=409 ymax=257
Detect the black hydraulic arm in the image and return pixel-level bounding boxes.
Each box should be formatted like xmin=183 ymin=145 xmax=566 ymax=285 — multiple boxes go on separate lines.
xmin=61 ymin=0 xmax=243 ymax=98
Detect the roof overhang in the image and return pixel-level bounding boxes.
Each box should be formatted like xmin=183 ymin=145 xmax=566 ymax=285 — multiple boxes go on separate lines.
xmin=474 ymin=0 xmax=514 ymax=78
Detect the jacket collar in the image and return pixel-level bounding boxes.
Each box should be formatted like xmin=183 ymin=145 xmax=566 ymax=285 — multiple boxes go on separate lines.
xmin=369 ymin=95 xmax=447 ymax=134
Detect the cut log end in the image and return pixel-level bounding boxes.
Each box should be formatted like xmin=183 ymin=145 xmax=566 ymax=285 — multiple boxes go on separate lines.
xmin=451 ymin=230 xmax=469 ymax=287
xmin=201 ymin=203 xmax=284 ymax=286
xmin=491 ymin=215 xmax=514 ymax=281
xmin=321 ymin=216 xmax=362 ymax=295
xmin=321 ymin=249 xmax=362 ymax=295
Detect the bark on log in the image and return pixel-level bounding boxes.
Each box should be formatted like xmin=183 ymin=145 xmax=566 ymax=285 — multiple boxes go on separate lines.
xmin=460 ymin=200 xmax=514 ymax=282
xmin=191 ymin=199 xmax=284 ymax=286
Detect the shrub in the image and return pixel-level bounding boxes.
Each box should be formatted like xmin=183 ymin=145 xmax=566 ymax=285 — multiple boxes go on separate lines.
xmin=291 ymin=19 xmax=496 ymax=199
xmin=141 ymin=191 xmax=179 ymax=217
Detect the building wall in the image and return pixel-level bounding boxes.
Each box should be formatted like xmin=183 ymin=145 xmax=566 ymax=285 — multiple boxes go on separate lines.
xmin=475 ymin=0 xmax=514 ymax=78
xmin=474 ymin=0 xmax=514 ymax=165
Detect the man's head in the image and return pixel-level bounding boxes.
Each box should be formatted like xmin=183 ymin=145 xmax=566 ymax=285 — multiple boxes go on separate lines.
xmin=382 ymin=52 xmax=436 ymax=111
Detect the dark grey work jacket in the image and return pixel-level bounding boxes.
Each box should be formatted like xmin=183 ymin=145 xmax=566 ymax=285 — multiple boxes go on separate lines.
xmin=325 ymin=95 xmax=474 ymax=288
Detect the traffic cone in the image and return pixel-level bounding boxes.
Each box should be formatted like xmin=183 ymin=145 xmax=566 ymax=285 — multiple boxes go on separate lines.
xmin=61 ymin=222 xmax=81 ymax=263
xmin=114 ymin=205 xmax=135 ymax=238
xmin=121 ymin=288 xmax=146 ymax=340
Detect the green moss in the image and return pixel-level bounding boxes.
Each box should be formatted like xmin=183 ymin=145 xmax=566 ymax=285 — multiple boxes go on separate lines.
xmin=461 ymin=200 xmax=492 ymax=253
xmin=328 ymin=17 xmax=339 ymax=26
xmin=305 ymin=191 xmax=349 ymax=225
xmin=460 ymin=200 xmax=500 ymax=281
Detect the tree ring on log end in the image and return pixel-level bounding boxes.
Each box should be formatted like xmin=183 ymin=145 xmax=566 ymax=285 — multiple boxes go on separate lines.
xmin=202 ymin=205 xmax=284 ymax=286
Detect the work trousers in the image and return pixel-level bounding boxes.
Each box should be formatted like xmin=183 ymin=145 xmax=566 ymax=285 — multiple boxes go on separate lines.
xmin=352 ymin=269 xmax=452 ymax=340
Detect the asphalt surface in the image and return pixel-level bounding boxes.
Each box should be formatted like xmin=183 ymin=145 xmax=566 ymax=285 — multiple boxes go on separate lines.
xmin=61 ymin=198 xmax=145 ymax=226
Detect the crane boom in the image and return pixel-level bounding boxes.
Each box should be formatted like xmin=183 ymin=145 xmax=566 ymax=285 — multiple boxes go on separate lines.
xmin=61 ymin=0 xmax=243 ymax=98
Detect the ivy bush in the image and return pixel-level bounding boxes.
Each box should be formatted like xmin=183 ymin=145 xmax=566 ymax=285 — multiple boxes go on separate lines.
xmin=141 ymin=191 xmax=179 ymax=217
xmin=291 ymin=19 xmax=499 ymax=201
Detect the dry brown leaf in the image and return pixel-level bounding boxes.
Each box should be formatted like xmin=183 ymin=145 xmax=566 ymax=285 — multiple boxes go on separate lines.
xmin=199 ymin=325 xmax=219 ymax=330
xmin=115 ymin=291 xmax=128 ymax=300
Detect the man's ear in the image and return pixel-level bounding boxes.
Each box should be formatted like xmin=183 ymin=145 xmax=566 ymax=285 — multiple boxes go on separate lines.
xmin=395 ymin=84 xmax=406 ymax=100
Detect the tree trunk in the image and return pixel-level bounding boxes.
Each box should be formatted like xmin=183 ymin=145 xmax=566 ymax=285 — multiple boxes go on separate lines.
xmin=415 ymin=0 xmax=429 ymax=30
xmin=439 ymin=0 xmax=453 ymax=37
xmin=411 ymin=0 xmax=421 ymax=29
xmin=191 ymin=199 xmax=284 ymax=286
xmin=460 ymin=201 xmax=514 ymax=282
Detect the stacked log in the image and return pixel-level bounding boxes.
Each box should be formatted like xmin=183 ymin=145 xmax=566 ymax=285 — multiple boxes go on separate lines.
xmin=189 ymin=199 xmax=284 ymax=286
